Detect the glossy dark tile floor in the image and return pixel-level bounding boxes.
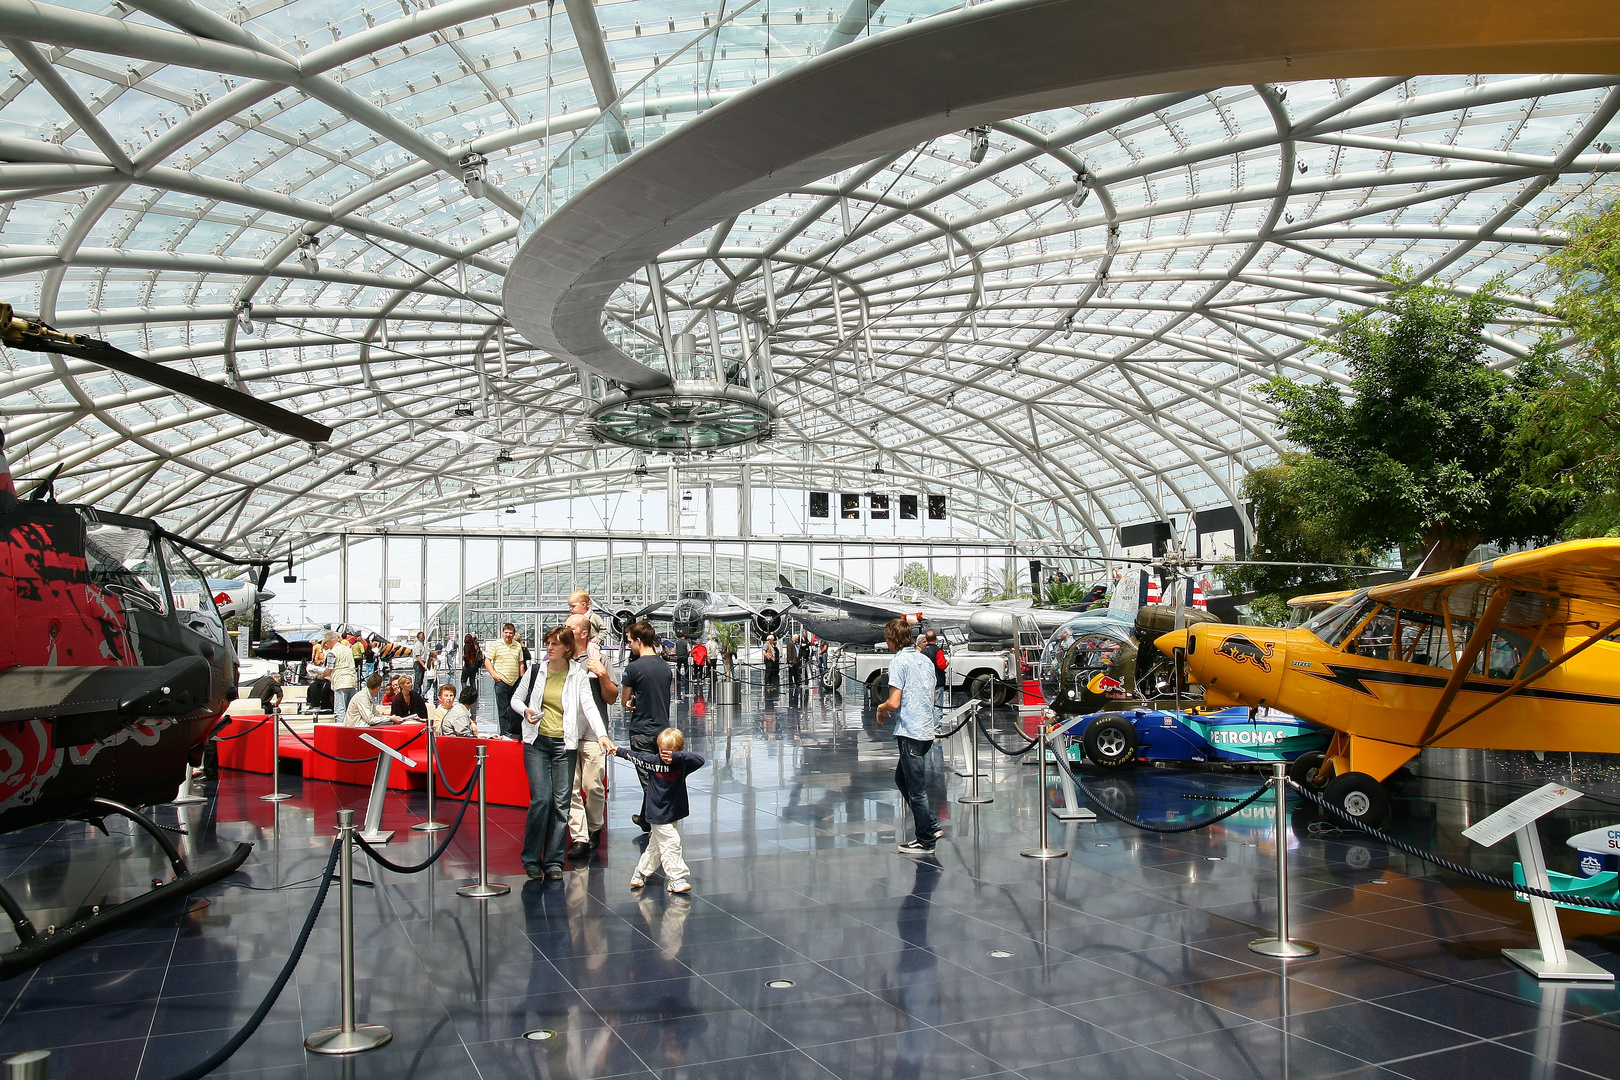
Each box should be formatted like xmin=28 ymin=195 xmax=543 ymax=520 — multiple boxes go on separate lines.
xmin=2 ymin=677 xmax=1619 ymax=1079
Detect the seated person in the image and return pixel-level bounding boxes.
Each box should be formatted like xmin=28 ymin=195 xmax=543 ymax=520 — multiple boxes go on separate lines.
xmin=435 ymin=685 xmax=478 ymax=737
xmin=343 ymin=674 xmax=391 ymax=726
xmin=249 ymin=670 xmax=283 ymax=714
xmin=390 ymin=674 xmax=429 ymax=720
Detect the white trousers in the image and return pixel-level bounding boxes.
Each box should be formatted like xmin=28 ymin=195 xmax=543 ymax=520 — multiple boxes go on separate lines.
xmin=634 ymin=823 xmax=690 ymax=884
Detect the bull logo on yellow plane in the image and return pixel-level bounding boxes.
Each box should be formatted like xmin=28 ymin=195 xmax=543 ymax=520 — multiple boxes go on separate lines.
xmin=1215 ymin=633 xmax=1275 ymax=672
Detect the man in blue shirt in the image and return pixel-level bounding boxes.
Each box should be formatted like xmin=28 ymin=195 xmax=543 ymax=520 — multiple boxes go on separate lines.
xmin=876 ymin=618 xmax=941 ymax=854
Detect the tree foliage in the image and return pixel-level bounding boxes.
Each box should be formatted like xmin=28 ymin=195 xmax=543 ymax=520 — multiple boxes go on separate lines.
xmin=895 ymin=561 xmax=959 ymax=602
xmin=1251 ymin=279 xmax=1562 ymax=574
xmin=1043 ymin=578 xmax=1099 ymax=608
xmin=1518 ymin=200 xmax=1620 ymax=537
xmin=974 ymin=566 xmax=1031 ymax=602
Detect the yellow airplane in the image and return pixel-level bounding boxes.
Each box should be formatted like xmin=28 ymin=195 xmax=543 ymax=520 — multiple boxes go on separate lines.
xmin=1155 ymin=539 xmax=1620 ymax=826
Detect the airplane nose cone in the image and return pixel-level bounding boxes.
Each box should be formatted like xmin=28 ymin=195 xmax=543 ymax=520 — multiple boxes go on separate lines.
xmin=1155 ymin=628 xmax=1190 ymax=657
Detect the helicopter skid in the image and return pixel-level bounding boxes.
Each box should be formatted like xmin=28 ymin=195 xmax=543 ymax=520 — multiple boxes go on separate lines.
xmin=0 ymin=839 xmax=251 ymax=980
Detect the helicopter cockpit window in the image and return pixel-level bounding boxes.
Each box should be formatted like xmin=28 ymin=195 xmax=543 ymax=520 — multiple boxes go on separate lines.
xmin=1301 ymin=593 xmax=1376 ymax=648
xmin=84 ymin=523 xmax=167 ymax=614
xmin=160 ymin=540 xmax=225 ymax=643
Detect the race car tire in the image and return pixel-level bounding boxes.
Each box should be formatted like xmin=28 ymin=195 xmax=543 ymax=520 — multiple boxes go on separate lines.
xmin=1083 ymin=715 xmax=1138 ymax=769
xmin=966 ymin=672 xmax=1012 ymax=707
xmin=1287 ymin=751 xmax=1329 ymax=791
xmin=1321 ymin=771 xmax=1391 ymax=829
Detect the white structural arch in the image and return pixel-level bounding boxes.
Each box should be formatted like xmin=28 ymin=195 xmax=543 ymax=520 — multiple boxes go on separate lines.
xmin=2 ymin=0 xmax=1618 ymax=564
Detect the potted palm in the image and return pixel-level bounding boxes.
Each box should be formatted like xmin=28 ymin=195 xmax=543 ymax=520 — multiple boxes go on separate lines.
xmin=712 ymin=621 xmax=744 ymax=704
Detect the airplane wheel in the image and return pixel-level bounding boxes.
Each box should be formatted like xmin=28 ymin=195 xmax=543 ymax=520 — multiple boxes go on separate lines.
xmin=865 ymin=672 xmax=888 ymax=706
xmin=1083 ymin=715 xmax=1138 ymax=769
xmin=1287 ymin=751 xmax=1329 ymax=791
xmin=1321 ymin=772 xmax=1390 ymax=829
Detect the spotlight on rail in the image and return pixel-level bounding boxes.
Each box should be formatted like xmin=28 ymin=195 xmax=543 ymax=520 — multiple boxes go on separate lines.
xmin=296 ymin=233 xmax=320 ymax=273
xmin=234 ymin=300 xmax=254 ymax=335
xmin=459 ymin=152 xmax=489 ymax=199
xmin=966 ymin=126 xmax=990 ymax=164
xmin=453 ymin=402 xmax=475 ymax=418
xmin=1070 ymin=168 xmax=1093 ymax=209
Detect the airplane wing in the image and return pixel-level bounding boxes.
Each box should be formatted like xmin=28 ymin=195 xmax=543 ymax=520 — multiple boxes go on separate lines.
xmin=699 ymin=592 xmax=764 ymax=622
xmin=1287 ymin=589 xmax=1355 ymax=610
xmin=779 ymin=577 xmax=920 ymax=621
xmin=1362 ymin=539 xmax=1620 ymax=632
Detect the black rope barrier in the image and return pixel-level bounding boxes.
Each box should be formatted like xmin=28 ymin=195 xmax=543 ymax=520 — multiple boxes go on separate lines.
xmin=275 ymin=717 xmax=425 ymax=763
xmin=434 ymin=748 xmax=481 ymax=796
xmin=975 ymin=711 xmax=1041 ymax=757
xmin=352 ymin=764 xmax=480 ymax=874
xmin=212 ymin=717 xmax=272 ymax=741
xmin=1288 ymin=780 xmax=1620 ymax=912
xmin=1054 ymin=754 xmax=1275 ymax=833
xmin=154 ymin=840 xmax=341 ymax=1080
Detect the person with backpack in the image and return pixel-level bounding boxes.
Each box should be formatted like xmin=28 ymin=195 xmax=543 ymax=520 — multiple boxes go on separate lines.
xmin=690 ymin=639 xmax=708 ymax=683
xmin=920 ymin=629 xmax=948 ymax=713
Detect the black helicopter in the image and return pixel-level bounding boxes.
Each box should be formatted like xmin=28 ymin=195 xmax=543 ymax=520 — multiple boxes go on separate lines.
xmin=0 ymin=303 xmax=327 ymax=977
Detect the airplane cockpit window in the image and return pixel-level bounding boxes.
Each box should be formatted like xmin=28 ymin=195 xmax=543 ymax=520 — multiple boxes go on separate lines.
xmin=84 ymin=523 xmax=168 ymax=614
xmin=1395 ymin=610 xmax=1449 ymax=668
xmin=1475 ymin=627 xmax=1546 ymax=680
xmin=1348 ymin=606 xmax=1397 ymax=658
xmin=160 ymin=540 xmax=225 ymax=644
xmin=1302 ymin=593 xmax=1376 ymax=648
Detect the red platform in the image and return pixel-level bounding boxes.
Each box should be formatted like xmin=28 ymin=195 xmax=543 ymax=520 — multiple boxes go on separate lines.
xmin=304 ymin=723 xmax=428 ymax=790
xmin=214 ymin=715 xmax=277 ymax=773
xmin=434 ymin=736 xmax=530 ymax=808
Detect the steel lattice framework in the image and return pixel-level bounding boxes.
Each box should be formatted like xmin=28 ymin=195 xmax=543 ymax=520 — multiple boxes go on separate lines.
xmin=1 ymin=0 xmax=1617 ymax=561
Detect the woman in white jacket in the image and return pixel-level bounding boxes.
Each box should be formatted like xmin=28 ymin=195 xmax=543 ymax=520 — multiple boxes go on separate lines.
xmin=511 ymin=625 xmax=615 ymax=880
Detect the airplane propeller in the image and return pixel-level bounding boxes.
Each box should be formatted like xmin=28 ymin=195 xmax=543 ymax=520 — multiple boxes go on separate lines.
xmin=2 ymin=302 xmax=332 ymax=444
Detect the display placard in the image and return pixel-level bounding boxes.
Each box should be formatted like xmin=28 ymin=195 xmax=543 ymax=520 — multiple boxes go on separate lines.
xmin=1462 ymin=782 xmax=1583 ymax=848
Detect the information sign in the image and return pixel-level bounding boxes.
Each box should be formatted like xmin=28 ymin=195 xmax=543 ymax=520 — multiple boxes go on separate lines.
xmin=1462 ymin=782 xmax=1583 ymax=848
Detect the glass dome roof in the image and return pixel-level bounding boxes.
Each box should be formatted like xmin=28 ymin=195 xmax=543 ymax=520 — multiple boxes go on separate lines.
xmin=1 ymin=1 xmax=1616 ymax=559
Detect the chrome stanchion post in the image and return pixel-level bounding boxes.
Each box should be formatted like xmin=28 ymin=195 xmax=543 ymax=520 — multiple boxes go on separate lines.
xmin=411 ymin=723 xmax=446 ymax=832
xmin=1021 ymin=725 xmax=1066 ymax=860
xmin=305 ymin=809 xmax=393 ymax=1054
xmin=957 ymin=700 xmax=992 ymax=805
xmin=458 ymin=747 xmax=510 ymax=898
xmin=261 ymin=716 xmax=291 ymax=802
xmin=1249 ymin=763 xmax=1319 ymax=958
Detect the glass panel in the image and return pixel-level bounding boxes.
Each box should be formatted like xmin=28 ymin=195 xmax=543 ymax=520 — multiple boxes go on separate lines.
xmin=85 ymin=522 xmax=167 ymax=614
xmin=161 ymin=540 xmax=225 ymax=643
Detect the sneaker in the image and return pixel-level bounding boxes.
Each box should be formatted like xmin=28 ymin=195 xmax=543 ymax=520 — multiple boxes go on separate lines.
xmin=666 ymin=881 xmax=692 ymax=894
xmin=629 ymin=876 xmax=645 ymax=890
xmin=897 ymin=840 xmax=936 ymax=855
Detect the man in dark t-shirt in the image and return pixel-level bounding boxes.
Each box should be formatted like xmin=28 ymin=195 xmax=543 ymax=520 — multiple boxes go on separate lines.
xmin=619 ymin=621 xmax=672 ymax=832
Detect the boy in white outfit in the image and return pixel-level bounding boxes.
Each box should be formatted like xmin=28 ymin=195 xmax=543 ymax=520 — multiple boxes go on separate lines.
xmin=614 ymin=728 xmax=704 ymax=894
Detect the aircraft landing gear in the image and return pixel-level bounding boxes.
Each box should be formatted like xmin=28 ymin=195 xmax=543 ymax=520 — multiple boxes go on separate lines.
xmin=0 ymin=799 xmax=251 ymax=980
xmin=1287 ymin=751 xmax=1328 ymax=791
xmin=1320 ymin=771 xmax=1391 ymax=829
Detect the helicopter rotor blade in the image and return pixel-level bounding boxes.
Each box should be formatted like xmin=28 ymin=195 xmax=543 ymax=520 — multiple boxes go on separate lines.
xmin=2 ymin=304 xmax=332 ymax=444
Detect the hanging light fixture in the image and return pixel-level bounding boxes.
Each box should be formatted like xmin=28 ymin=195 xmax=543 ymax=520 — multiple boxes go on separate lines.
xmin=296 ymin=233 xmax=320 ymax=273
xmin=966 ymin=126 xmax=990 ymax=164
xmin=459 ymin=151 xmax=489 ymax=199
xmin=234 ymin=299 xmax=254 ymax=334
xmin=1070 ymin=166 xmax=1093 ymax=208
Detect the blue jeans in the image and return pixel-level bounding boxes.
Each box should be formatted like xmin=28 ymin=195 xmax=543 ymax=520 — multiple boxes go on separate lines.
xmin=332 ymin=686 xmax=355 ymax=718
xmin=895 ymin=736 xmax=938 ymax=844
xmin=523 ymin=736 xmax=575 ymax=870
xmin=495 ymin=680 xmax=519 ymax=738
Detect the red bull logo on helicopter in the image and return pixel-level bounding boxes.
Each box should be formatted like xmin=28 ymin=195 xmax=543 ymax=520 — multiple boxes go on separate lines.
xmin=1086 ymin=672 xmax=1130 ymax=698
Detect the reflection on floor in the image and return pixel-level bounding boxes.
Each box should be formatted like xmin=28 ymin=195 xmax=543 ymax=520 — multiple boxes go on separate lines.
xmin=1 ymin=675 xmax=1618 ymax=1079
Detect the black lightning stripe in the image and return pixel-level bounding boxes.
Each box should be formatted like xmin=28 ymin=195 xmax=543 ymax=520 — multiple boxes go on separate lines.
xmin=1304 ymin=664 xmax=1620 ymax=707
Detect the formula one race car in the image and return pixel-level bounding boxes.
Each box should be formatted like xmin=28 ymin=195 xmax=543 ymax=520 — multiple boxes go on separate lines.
xmin=1054 ymin=705 xmax=1330 ymax=771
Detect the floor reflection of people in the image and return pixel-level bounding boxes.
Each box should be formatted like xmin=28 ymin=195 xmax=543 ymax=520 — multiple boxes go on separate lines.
xmin=895 ymin=857 xmax=942 ymax=1079
xmin=520 ymin=878 xmax=616 ymax=1078
xmin=634 ymin=892 xmax=705 ymax=1072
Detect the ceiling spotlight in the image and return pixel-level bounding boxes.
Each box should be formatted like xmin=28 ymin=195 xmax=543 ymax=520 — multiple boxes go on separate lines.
xmin=504 ymin=506 xmax=517 ymax=514
xmin=496 ymin=448 xmax=514 ymax=464
xmin=296 ymin=233 xmax=320 ymax=273
xmin=1105 ymin=223 xmax=1121 ymax=255
xmin=453 ymin=402 xmax=475 ymax=417
xmin=633 ymin=460 xmax=649 ymax=478
xmin=459 ymin=151 xmax=489 ymax=199
xmin=1062 ymin=312 xmax=1075 ymax=339
xmin=872 ymin=459 xmax=885 ymax=475
xmin=343 ymin=465 xmax=358 ymax=476
xmin=966 ymin=126 xmax=990 ymax=164
xmin=234 ymin=300 xmax=254 ymax=335
xmin=1598 ymin=141 xmax=1614 ymax=154
xmin=1070 ymin=167 xmax=1093 ymax=208
xmin=1297 ymin=160 xmax=1309 ymax=174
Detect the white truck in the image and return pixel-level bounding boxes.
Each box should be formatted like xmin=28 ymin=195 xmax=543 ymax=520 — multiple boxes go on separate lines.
xmin=839 ymin=616 xmax=1043 ymax=706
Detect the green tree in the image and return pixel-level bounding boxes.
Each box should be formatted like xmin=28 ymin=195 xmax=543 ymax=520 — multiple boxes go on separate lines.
xmin=1043 ymin=578 xmax=1098 ymax=608
xmin=712 ymin=620 xmax=744 ymax=679
xmin=1254 ymin=278 xmax=1561 ymax=573
xmin=1520 ymin=200 xmax=1620 ymax=536
xmin=895 ymin=561 xmax=959 ymax=602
